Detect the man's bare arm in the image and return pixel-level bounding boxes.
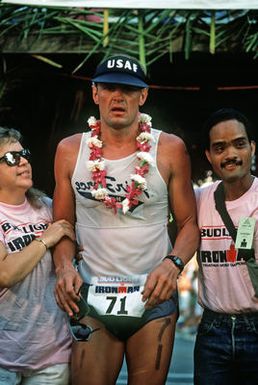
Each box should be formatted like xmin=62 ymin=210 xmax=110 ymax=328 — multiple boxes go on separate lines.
xmin=142 ymin=133 xmax=199 ymax=307
xmin=167 ymin=135 xmax=200 ymax=262
xmin=53 ymin=135 xmax=83 ymax=316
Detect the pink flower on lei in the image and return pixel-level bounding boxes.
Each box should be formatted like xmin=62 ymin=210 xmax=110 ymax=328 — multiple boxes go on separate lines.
xmin=87 ymin=113 xmax=154 ymax=214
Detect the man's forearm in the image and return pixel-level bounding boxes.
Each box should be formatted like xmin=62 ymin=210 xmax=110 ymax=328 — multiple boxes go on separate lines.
xmin=169 ymin=221 xmax=200 ymax=265
xmin=53 ymin=238 xmax=76 ymax=273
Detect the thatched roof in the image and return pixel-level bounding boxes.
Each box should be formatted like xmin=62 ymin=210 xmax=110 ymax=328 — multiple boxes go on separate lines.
xmin=2 ymin=0 xmax=258 ymax=9
xmin=0 ymin=5 xmax=257 ymax=72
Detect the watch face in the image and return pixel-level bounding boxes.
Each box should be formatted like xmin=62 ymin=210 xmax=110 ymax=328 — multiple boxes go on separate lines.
xmin=164 ymin=255 xmax=184 ymax=272
xmin=172 ymin=256 xmax=184 ymax=271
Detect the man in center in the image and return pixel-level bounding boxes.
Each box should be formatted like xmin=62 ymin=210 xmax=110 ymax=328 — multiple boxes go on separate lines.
xmin=53 ymin=54 xmax=199 ymax=385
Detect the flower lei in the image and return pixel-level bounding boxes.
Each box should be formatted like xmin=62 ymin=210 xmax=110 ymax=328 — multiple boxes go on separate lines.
xmin=86 ymin=113 xmax=154 ymax=214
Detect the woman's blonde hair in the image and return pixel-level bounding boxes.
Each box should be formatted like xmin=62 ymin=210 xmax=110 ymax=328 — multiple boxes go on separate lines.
xmin=0 ymin=127 xmax=47 ymax=208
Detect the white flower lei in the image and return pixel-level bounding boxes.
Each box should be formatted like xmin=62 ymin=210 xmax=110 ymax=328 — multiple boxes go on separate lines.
xmin=87 ymin=113 xmax=154 ymax=214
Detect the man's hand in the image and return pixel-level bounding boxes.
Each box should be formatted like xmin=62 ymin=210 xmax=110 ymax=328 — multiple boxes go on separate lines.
xmin=55 ymin=266 xmax=83 ymax=317
xmin=142 ymin=259 xmax=180 ymax=309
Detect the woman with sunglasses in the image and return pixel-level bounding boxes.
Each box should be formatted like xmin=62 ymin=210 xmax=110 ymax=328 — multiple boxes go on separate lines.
xmin=0 ymin=127 xmax=75 ymax=385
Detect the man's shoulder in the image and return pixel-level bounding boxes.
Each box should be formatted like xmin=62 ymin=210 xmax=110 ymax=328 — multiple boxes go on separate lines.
xmin=195 ymin=180 xmax=220 ymax=201
xmin=159 ymin=130 xmax=183 ymax=142
xmin=158 ymin=130 xmax=186 ymax=152
xmin=252 ymin=176 xmax=258 ymax=190
xmin=59 ymin=132 xmax=84 ymax=145
xmin=57 ymin=133 xmax=84 ymax=152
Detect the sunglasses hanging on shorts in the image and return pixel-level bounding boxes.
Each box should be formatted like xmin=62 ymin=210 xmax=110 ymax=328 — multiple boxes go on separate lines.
xmin=69 ymin=318 xmax=100 ymax=342
xmin=0 ymin=149 xmax=31 ymax=166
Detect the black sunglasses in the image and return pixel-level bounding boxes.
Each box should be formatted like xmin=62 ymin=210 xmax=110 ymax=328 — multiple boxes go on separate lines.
xmin=69 ymin=318 xmax=100 ymax=342
xmin=0 ymin=149 xmax=31 ymax=167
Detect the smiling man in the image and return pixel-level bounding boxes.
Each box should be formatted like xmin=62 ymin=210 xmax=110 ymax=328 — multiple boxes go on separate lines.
xmin=194 ymin=108 xmax=258 ymax=385
xmin=52 ymin=54 xmax=199 ymax=385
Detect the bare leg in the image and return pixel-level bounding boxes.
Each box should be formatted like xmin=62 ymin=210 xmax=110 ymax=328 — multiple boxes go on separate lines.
xmin=71 ymin=316 xmax=125 ymax=385
xmin=125 ymin=312 xmax=177 ymax=385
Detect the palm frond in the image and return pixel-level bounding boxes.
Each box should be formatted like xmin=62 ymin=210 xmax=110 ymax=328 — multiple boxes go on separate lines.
xmin=0 ymin=4 xmax=257 ymax=70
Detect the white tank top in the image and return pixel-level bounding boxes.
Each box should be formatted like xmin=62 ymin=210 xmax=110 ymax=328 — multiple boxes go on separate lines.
xmin=71 ymin=128 xmax=171 ymax=279
xmin=195 ymin=179 xmax=258 ymax=313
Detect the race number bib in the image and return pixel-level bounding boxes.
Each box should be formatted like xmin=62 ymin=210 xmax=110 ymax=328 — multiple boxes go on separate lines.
xmin=87 ymin=275 xmax=147 ymax=318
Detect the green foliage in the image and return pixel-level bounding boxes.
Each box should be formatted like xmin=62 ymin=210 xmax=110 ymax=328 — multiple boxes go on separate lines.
xmin=0 ymin=5 xmax=257 ymax=70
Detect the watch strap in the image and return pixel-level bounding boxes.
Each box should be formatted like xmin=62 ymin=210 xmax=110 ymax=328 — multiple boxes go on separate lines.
xmin=163 ymin=255 xmax=185 ymax=273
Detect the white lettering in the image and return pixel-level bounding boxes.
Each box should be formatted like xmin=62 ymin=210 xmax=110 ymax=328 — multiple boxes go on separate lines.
xmin=124 ymin=60 xmax=133 ymax=71
xmin=106 ymin=59 xmax=138 ymax=73
xmin=116 ymin=59 xmax=123 ymax=68
xmin=107 ymin=59 xmax=115 ymax=69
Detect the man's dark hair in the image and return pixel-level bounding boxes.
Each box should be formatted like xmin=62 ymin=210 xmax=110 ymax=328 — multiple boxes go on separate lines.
xmin=203 ymin=108 xmax=254 ymax=150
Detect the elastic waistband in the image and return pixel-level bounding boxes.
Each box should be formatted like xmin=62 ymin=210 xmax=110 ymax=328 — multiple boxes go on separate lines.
xmin=203 ymin=308 xmax=258 ymax=320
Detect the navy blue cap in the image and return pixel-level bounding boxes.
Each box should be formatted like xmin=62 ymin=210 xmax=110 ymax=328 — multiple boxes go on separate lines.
xmin=92 ymin=55 xmax=148 ymax=88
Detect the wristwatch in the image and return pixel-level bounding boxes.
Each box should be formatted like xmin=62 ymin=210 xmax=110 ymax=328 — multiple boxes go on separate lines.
xmin=163 ymin=255 xmax=185 ymax=273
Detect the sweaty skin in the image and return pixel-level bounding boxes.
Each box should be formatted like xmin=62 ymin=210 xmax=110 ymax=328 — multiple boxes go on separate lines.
xmin=53 ymin=77 xmax=199 ymax=385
